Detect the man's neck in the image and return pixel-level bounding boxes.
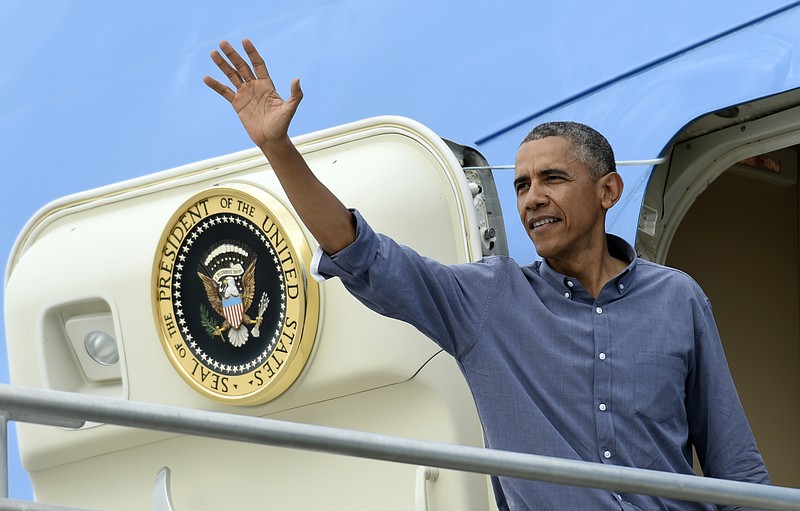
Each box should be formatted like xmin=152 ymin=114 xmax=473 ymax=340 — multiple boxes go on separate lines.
xmin=546 ymin=243 xmax=628 ymax=299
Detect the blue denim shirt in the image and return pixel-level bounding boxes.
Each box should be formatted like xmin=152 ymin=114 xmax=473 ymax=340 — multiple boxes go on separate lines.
xmin=316 ymin=211 xmax=769 ymax=510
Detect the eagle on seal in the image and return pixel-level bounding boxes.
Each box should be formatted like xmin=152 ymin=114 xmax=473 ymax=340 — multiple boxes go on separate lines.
xmin=197 ymin=257 xmax=258 ymax=347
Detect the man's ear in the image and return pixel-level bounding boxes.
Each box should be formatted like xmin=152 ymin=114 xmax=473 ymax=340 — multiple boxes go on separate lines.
xmin=599 ymin=172 xmax=624 ymax=210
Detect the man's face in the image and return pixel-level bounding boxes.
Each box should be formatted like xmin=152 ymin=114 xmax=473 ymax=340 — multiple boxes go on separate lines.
xmin=514 ymin=136 xmax=608 ymax=263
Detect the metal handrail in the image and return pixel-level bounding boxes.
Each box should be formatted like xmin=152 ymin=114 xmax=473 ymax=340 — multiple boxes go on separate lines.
xmin=0 ymin=500 xmax=95 ymax=511
xmin=0 ymin=384 xmax=799 ymax=511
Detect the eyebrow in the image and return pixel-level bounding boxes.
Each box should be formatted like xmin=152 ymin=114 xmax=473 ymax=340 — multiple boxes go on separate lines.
xmin=513 ymin=167 xmax=574 ymax=190
xmin=514 ymin=168 xmax=569 ymax=186
xmin=538 ymin=168 xmax=569 ymax=177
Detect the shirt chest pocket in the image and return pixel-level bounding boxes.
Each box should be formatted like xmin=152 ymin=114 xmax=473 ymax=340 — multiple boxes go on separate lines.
xmin=633 ymin=352 xmax=687 ymax=423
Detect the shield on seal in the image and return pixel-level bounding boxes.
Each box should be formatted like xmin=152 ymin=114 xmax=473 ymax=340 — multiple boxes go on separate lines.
xmin=222 ymin=295 xmax=244 ymax=329
xmin=221 ymin=277 xmax=244 ymax=329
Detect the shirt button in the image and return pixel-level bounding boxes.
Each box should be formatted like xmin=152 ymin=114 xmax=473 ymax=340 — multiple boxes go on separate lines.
xmin=599 ymin=352 xmax=606 ymax=360
xmin=603 ymin=450 xmax=612 ymax=459
xmin=564 ymin=292 xmax=570 ymax=298
xmin=596 ymin=307 xmax=603 ymax=314
xmin=566 ymin=280 xmax=574 ymax=288
xmin=599 ymin=403 xmax=607 ymax=411
xmin=619 ymin=283 xmax=625 ymax=291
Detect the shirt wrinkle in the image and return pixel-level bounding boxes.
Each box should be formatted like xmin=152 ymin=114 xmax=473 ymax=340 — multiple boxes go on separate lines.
xmin=460 ymin=256 xmax=505 ymax=360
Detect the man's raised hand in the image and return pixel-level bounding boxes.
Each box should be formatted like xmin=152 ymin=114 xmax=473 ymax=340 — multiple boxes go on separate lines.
xmin=203 ymin=39 xmax=303 ymax=148
xmin=204 ymin=37 xmax=356 ymax=253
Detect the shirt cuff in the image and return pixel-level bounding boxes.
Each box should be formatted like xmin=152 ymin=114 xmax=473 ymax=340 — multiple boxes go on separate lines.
xmin=310 ymin=246 xmax=328 ymax=283
xmin=312 ymin=209 xmax=379 ymax=281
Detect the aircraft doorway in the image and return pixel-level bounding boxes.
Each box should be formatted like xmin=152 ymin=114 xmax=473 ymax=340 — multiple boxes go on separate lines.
xmin=636 ymin=91 xmax=800 ymax=486
xmin=664 ymin=148 xmax=800 ymax=486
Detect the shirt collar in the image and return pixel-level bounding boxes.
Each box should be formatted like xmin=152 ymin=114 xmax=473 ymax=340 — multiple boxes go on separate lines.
xmin=536 ymin=233 xmax=637 ymax=298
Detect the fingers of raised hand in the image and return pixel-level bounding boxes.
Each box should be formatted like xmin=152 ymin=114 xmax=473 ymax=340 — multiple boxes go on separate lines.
xmin=209 ymin=49 xmax=245 ymax=91
xmin=243 ymin=38 xmax=271 ymax=81
xmin=202 ymin=75 xmax=235 ymax=103
xmin=205 ymin=39 xmax=283 ymax=108
xmin=219 ymin=40 xmax=258 ymax=86
xmin=209 ymin=40 xmax=276 ymax=91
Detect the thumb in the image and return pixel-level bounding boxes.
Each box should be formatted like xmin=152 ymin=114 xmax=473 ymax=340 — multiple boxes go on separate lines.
xmin=287 ymin=78 xmax=303 ymax=111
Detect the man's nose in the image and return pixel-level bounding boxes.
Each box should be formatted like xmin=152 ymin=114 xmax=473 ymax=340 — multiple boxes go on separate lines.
xmin=523 ymin=183 xmax=548 ymax=210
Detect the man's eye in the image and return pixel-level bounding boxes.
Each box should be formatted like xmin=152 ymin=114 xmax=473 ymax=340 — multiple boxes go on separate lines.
xmin=515 ymin=183 xmax=529 ymax=195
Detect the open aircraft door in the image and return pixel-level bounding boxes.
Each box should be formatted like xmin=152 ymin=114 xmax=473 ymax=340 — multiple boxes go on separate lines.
xmin=636 ymin=87 xmax=800 ymax=488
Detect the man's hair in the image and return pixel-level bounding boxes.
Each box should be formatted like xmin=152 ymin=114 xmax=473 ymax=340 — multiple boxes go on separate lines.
xmin=521 ymin=121 xmax=616 ymax=181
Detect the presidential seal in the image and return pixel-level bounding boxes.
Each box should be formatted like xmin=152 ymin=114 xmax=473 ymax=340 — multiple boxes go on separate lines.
xmin=153 ymin=186 xmax=319 ymax=405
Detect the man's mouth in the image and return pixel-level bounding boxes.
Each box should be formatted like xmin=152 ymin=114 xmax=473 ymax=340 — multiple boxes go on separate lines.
xmin=530 ymin=218 xmax=559 ymax=230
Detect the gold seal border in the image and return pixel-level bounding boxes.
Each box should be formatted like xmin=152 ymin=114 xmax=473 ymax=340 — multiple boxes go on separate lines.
xmin=152 ymin=185 xmax=319 ymax=406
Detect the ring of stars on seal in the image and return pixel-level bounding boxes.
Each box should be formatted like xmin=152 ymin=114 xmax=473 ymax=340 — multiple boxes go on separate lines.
xmin=173 ymin=213 xmax=285 ymax=375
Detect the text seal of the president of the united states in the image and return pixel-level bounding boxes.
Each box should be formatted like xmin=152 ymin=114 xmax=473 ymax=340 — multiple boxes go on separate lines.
xmin=153 ymin=186 xmax=319 ymax=405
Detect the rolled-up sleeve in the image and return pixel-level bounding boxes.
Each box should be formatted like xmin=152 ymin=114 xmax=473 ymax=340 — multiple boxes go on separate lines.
xmin=313 ymin=210 xmax=379 ymax=281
